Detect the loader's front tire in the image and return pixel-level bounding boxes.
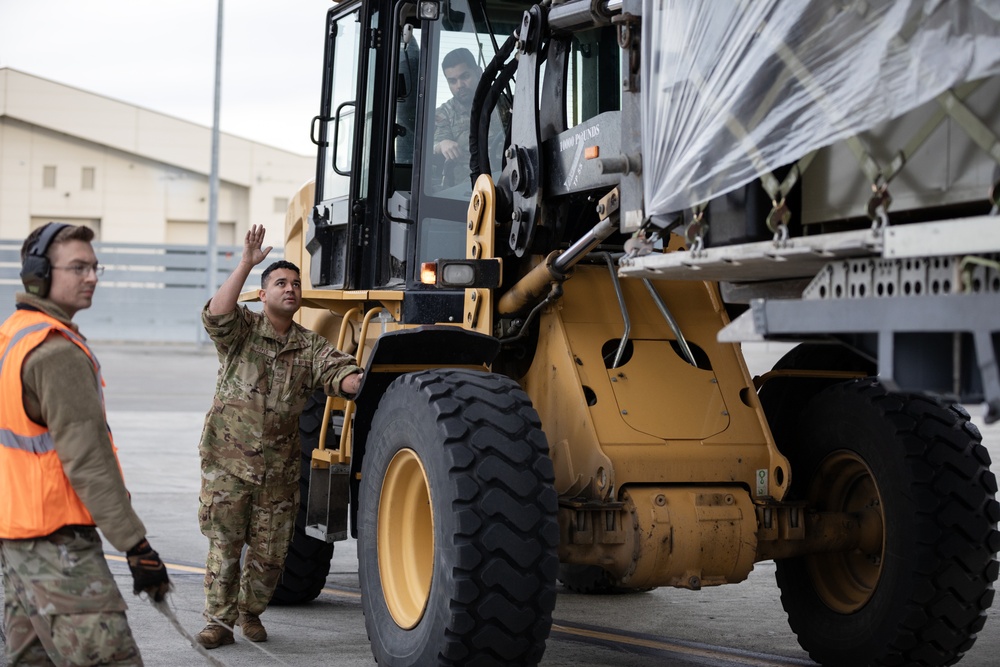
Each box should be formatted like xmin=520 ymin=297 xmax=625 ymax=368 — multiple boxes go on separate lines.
xmin=271 ymin=391 xmax=335 ymax=605
xmin=774 ymin=379 xmax=999 ymax=667
xmin=358 ymin=370 xmax=559 ymax=666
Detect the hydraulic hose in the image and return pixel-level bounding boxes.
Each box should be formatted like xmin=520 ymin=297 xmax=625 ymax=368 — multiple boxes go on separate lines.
xmin=475 ymin=57 xmax=518 ymax=179
xmin=469 ymin=33 xmax=518 ymax=183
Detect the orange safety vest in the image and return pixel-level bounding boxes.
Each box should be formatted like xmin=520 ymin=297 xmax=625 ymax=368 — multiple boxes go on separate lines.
xmin=0 ymin=309 xmax=117 ymax=539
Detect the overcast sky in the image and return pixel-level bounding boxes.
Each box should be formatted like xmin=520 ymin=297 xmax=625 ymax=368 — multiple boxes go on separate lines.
xmin=0 ymin=0 xmax=331 ymax=156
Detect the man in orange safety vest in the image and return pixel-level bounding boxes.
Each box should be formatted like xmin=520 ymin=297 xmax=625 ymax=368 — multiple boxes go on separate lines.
xmin=0 ymin=222 xmax=171 ymax=665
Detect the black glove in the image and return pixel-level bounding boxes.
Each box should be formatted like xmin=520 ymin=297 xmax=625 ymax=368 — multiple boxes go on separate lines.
xmin=126 ymin=539 xmax=171 ymax=602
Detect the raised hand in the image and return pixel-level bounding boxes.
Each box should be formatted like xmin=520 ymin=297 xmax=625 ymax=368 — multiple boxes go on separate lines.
xmin=243 ymin=224 xmax=274 ymax=267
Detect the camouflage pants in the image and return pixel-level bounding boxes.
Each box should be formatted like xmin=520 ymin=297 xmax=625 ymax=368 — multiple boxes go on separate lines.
xmin=0 ymin=526 xmax=142 ymax=666
xmin=198 ymin=461 xmax=298 ymax=625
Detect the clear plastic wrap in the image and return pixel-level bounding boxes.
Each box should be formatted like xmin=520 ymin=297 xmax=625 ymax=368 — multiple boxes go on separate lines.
xmin=641 ymin=0 xmax=1000 ymax=219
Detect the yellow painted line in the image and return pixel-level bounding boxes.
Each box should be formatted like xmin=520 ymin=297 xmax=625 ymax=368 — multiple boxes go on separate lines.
xmin=107 ymin=553 xmax=207 ymax=575
xmin=322 ymin=586 xmax=361 ymax=599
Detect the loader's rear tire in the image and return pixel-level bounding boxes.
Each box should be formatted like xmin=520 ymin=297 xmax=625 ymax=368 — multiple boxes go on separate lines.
xmin=358 ymin=370 xmax=559 ymax=666
xmin=774 ymin=378 xmax=999 ymax=667
xmin=271 ymin=391 xmax=335 ymax=605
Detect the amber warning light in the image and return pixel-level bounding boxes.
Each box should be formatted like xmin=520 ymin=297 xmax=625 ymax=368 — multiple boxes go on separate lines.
xmin=419 ymin=260 xmax=502 ymax=288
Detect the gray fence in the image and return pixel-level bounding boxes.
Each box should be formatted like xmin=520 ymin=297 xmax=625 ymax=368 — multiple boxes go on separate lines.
xmin=0 ymin=240 xmax=283 ymax=343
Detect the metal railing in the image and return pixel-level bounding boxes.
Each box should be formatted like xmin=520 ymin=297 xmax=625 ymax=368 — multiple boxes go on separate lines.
xmin=0 ymin=240 xmax=283 ymax=343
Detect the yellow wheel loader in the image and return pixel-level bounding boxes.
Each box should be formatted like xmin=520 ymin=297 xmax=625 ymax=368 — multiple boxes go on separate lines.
xmin=262 ymin=2 xmax=1000 ymax=665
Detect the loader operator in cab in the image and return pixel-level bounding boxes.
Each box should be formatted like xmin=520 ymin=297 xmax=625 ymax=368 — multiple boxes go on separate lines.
xmin=195 ymin=224 xmax=363 ymax=649
xmin=432 ymin=47 xmax=510 ymax=191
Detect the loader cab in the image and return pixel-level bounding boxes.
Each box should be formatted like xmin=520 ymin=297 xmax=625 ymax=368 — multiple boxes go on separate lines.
xmin=308 ymin=0 xmax=518 ymax=296
xmin=308 ymin=0 xmax=622 ymax=322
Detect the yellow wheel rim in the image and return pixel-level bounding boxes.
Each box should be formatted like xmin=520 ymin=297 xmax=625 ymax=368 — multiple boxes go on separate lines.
xmin=806 ymin=450 xmax=885 ymax=613
xmin=378 ymin=448 xmax=434 ymax=629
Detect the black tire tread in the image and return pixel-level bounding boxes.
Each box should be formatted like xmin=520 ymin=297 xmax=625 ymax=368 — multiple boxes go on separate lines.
xmin=416 ymin=371 xmax=558 ymax=665
xmin=361 ymin=370 xmax=559 ymax=666
xmin=271 ymin=390 xmax=335 ymax=606
xmin=776 ymin=379 xmax=999 ymax=667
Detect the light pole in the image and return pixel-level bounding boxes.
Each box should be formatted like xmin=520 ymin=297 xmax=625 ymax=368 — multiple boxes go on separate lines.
xmin=206 ymin=0 xmax=223 ymax=309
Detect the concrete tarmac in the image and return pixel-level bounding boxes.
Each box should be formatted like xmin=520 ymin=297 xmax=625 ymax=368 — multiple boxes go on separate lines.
xmin=2 ymin=341 xmax=998 ymax=667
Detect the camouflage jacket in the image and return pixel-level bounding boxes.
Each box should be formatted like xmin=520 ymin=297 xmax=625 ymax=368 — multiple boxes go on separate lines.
xmin=434 ymin=94 xmax=511 ymax=187
xmin=199 ymin=303 xmax=361 ymax=487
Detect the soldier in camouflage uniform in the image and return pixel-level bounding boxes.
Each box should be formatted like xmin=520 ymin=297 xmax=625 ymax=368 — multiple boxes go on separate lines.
xmin=3 ymin=529 xmax=140 ymax=665
xmin=1 ymin=223 xmax=170 ymax=666
xmin=432 ymin=47 xmax=511 ymax=190
xmin=195 ymin=224 xmax=363 ymax=649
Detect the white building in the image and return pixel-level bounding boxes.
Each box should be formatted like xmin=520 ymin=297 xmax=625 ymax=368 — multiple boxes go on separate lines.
xmin=0 ymin=67 xmax=313 ymax=244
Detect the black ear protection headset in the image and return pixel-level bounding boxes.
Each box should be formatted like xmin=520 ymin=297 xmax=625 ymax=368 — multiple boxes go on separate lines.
xmin=20 ymin=222 xmax=71 ymax=298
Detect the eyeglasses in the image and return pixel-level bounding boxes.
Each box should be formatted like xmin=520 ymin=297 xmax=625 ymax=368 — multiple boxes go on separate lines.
xmin=52 ymin=263 xmax=105 ymax=277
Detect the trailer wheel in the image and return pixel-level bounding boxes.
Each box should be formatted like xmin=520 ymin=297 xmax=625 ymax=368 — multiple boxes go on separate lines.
xmin=358 ymin=370 xmax=559 ymax=666
xmin=774 ymin=378 xmax=999 ymax=667
xmin=271 ymin=391 xmax=335 ymax=605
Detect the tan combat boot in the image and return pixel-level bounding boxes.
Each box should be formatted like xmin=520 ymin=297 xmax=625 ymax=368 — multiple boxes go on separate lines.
xmin=239 ymin=613 xmax=267 ymax=642
xmin=195 ymin=624 xmax=234 ymax=649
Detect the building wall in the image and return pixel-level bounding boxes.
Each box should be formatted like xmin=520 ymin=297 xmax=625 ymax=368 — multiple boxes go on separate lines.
xmin=0 ymin=68 xmax=313 ymax=245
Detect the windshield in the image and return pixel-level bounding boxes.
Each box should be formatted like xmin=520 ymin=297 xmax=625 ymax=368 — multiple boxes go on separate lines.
xmin=419 ymin=0 xmax=514 ymax=202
